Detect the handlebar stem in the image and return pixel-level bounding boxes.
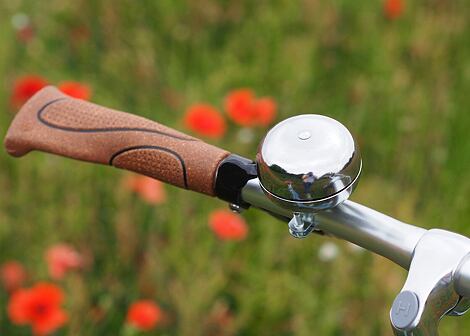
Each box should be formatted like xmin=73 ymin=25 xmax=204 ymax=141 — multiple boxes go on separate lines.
xmin=391 ymin=229 xmax=470 ymax=335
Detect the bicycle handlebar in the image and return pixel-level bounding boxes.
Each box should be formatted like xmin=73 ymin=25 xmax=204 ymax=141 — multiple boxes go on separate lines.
xmin=4 ymin=86 xmax=230 ymax=196
xmin=5 ymin=88 xmax=470 ymax=335
xmin=241 ymin=178 xmax=470 ymax=299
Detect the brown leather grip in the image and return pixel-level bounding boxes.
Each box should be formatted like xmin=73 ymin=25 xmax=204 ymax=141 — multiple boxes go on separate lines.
xmin=4 ymin=86 xmax=230 ymax=196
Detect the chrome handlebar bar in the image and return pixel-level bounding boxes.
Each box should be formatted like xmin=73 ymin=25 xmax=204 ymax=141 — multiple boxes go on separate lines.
xmin=241 ymin=178 xmax=470 ymax=335
xmin=242 ymin=179 xmax=425 ymax=268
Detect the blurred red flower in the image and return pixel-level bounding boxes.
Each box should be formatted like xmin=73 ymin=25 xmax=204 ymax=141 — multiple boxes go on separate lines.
xmin=17 ymin=25 xmax=35 ymax=43
xmin=126 ymin=300 xmax=162 ymax=331
xmin=225 ymin=89 xmax=257 ymax=126
xmin=251 ymin=97 xmax=277 ymax=127
xmin=11 ymin=75 xmax=48 ymax=108
xmin=1 ymin=261 xmax=27 ymax=292
xmin=8 ymin=282 xmax=68 ymax=335
xmin=124 ymin=175 xmax=167 ymax=205
xmin=225 ymin=89 xmax=277 ymax=127
xmin=45 ymin=244 xmax=83 ymax=280
xmin=58 ymin=81 xmax=92 ymax=100
xmin=209 ymin=209 xmax=248 ymax=241
xmin=384 ymin=0 xmax=404 ymax=20
xmin=184 ymin=104 xmax=226 ymax=139
xmin=11 ymin=13 xmax=34 ymax=43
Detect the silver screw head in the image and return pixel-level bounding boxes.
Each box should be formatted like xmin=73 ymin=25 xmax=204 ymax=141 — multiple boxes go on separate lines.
xmin=288 ymin=212 xmax=316 ymax=238
xmin=297 ymin=130 xmax=311 ymax=140
xmin=228 ymin=203 xmax=242 ymax=213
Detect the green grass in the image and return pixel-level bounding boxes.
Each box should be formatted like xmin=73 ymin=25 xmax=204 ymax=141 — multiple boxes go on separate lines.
xmin=1 ymin=1 xmax=469 ymax=335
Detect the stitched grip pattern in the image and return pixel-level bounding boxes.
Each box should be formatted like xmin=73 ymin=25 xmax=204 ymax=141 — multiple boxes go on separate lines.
xmin=4 ymin=86 xmax=230 ymax=196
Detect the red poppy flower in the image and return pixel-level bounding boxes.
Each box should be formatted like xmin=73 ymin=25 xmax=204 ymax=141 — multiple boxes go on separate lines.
xmin=8 ymin=282 xmax=68 ymax=335
xmin=124 ymin=175 xmax=167 ymax=205
xmin=251 ymin=97 xmax=277 ymax=127
xmin=1 ymin=261 xmax=27 ymax=292
xmin=11 ymin=75 xmax=48 ymax=108
xmin=126 ymin=300 xmax=162 ymax=331
xmin=184 ymin=104 xmax=226 ymax=139
xmin=225 ymin=89 xmax=257 ymax=126
xmin=209 ymin=209 xmax=248 ymax=241
xmin=58 ymin=81 xmax=92 ymax=100
xmin=384 ymin=0 xmax=404 ymax=20
xmin=225 ymin=89 xmax=277 ymax=127
xmin=17 ymin=25 xmax=35 ymax=43
xmin=45 ymin=244 xmax=83 ymax=280
xmin=11 ymin=13 xmax=34 ymax=43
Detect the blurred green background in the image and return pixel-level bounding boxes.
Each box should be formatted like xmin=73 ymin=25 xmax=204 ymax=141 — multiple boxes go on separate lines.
xmin=1 ymin=0 xmax=469 ymax=335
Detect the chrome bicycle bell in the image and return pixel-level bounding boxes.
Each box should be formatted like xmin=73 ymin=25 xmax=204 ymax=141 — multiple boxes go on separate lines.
xmin=256 ymin=114 xmax=361 ymax=213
